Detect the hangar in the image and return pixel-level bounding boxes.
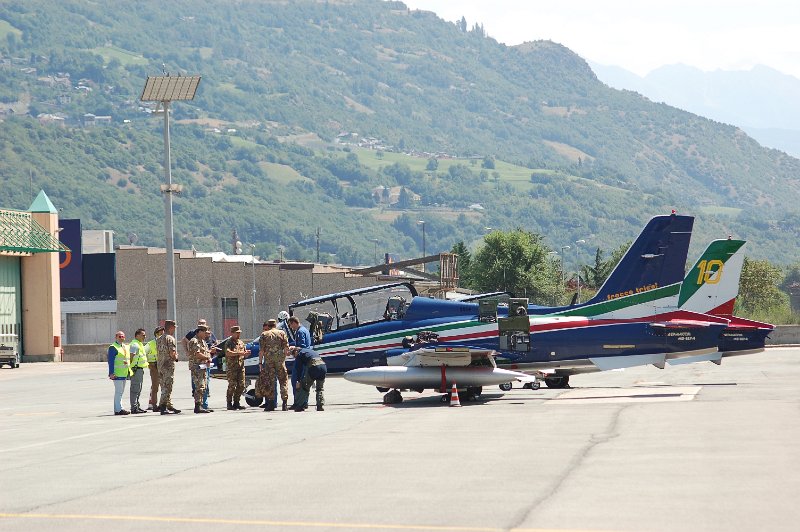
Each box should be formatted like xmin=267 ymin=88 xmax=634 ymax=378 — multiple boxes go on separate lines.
xmin=0 ymin=191 xmax=65 ymax=363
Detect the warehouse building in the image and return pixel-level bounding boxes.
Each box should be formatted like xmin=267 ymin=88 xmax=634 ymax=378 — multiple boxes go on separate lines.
xmin=0 ymin=191 xmax=65 ymax=362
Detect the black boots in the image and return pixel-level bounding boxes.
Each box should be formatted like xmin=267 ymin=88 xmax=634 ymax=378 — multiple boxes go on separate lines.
xmin=282 ymin=400 xmax=288 ymax=411
xmin=194 ymin=405 xmax=210 ymax=414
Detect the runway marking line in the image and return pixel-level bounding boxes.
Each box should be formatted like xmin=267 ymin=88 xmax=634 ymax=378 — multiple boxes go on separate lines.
xmin=0 ymin=512 xmax=609 ymax=532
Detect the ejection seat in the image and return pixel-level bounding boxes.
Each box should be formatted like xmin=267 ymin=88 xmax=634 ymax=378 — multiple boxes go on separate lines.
xmin=383 ymin=296 xmax=407 ymax=320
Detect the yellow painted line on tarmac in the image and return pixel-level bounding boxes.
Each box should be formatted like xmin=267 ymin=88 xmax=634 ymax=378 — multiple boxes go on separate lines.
xmin=0 ymin=513 xmax=610 ymax=532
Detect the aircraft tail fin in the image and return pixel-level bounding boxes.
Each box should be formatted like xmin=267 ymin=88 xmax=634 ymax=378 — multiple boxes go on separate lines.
xmin=585 ymin=213 xmax=694 ymax=305
xmin=678 ymin=238 xmax=746 ymax=318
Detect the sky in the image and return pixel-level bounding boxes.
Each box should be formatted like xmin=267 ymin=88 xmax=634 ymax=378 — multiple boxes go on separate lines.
xmin=401 ymin=0 xmax=800 ymax=78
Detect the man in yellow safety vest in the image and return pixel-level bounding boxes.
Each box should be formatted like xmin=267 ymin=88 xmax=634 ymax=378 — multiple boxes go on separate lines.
xmin=145 ymin=326 xmax=164 ymax=411
xmin=128 ymin=328 xmax=149 ymax=414
xmin=108 ymin=331 xmax=131 ymax=416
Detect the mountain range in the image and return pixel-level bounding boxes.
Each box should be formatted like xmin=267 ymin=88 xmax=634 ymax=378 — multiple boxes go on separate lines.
xmin=591 ymin=62 xmax=800 ymax=158
xmin=0 ymin=0 xmax=798 ymax=266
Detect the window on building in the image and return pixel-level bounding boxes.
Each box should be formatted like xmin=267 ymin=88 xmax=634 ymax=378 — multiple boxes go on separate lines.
xmin=221 ymin=298 xmax=238 ymax=333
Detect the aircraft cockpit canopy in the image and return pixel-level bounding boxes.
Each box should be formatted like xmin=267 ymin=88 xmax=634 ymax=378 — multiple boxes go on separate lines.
xmin=289 ymin=283 xmax=418 ymax=342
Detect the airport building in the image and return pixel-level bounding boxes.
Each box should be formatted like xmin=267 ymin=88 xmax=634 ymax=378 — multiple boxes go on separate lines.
xmin=114 ymin=247 xmax=389 ymax=340
xmin=2 ymin=195 xmax=397 ymax=361
xmin=0 ymin=191 xmax=65 ymax=362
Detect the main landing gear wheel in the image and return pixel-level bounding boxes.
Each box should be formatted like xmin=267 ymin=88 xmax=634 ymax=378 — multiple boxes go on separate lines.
xmin=530 ymin=380 xmax=541 ymax=390
xmin=383 ymin=389 xmax=403 ymax=405
xmin=464 ymin=386 xmax=482 ymax=402
xmin=544 ymin=376 xmax=570 ymax=389
xmin=499 ymin=382 xmax=513 ymax=392
xmin=244 ymin=388 xmax=264 ymax=407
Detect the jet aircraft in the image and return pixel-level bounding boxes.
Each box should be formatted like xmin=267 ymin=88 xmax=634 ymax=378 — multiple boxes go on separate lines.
xmin=216 ymin=213 xmax=769 ymax=405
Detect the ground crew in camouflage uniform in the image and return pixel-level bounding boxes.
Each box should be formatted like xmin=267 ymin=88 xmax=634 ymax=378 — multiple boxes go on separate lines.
xmin=225 ymin=325 xmax=247 ymax=410
xmin=258 ymin=318 xmax=289 ymax=411
xmin=188 ymin=325 xmax=213 ymax=414
xmin=145 ymin=326 xmax=164 ymax=411
xmin=157 ymin=320 xmax=181 ymax=415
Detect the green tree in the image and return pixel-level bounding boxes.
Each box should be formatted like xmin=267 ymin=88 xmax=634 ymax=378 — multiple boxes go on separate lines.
xmin=578 ymin=242 xmax=630 ymax=290
xmin=470 ymin=229 xmax=560 ymax=303
xmin=451 ymin=240 xmax=472 ymax=287
xmin=396 ymin=186 xmax=413 ymax=208
xmin=738 ymin=257 xmax=785 ymax=314
xmin=481 ymin=156 xmax=495 ymax=169
xmin=580 ymin=247 xmax=611 ymax=289
xmin=426 ymin=157 xmax=439 ymax=171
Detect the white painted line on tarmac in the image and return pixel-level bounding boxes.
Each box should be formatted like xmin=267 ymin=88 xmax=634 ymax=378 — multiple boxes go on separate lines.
xmin=549 ymin=385 xmax=702 ymax=405
xmin=0 ymin=417 xmax=175 ymax=453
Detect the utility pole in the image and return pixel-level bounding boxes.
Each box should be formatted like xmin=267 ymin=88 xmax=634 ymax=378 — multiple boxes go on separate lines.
xmin=316 ymin=227 xmax=320 ymax=263
xmin=575 ymin=239 xmax=586 ymax=303
xmin=250 ymin=244 xmax=256 ymax=337
xmin=140 ymin=73 xmax=201 ymax=321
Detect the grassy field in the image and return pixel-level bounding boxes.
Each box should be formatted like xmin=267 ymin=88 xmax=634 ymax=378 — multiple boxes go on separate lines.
xmin=90 ymin=45 xmax=148 ymax=66
xmin=699 ymin=205 xmax=743 ymax=217
xmin=260 ymin=161 xmax=310 ymax=184
xmin=348 ymin=147 xmax=639 ymax=196
xmin=0 ymin=20 xmax=22 ymax=40
xmin=218 ymin=82 xmax=246 ymax=95
xmin=350 ymin=147 xmax=537 ymax=191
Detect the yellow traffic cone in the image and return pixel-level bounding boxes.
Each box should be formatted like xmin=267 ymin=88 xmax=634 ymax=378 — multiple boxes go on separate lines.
xmin=450 ymin=383 xmax=461 ymax=407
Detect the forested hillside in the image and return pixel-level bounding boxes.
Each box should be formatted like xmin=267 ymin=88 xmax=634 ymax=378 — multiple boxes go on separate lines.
xmin=0 ymin=0 xmax=798 ymax=264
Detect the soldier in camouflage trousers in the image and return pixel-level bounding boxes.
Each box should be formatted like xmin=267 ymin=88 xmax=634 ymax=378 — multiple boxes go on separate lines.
xmin=258 ymin=318 xmax=289 ymax=411
xmin=187 ymin=325 xmax=213 ymax=414
xmin=157 ymin=320 xmax=181 ymax=415
xmin=225 ymin=325 xmax=247 ymax=410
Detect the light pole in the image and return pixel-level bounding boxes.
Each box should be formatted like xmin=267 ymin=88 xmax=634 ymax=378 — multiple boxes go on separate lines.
xmin=369 ymin=238 xmax=379 ymax=265
xmin=140 ymin=74 xmax=201 ymax=320
xmin=560 ymin=245 xmax=571 ymax=287
xmin=278 ymin=245 xmax=285 ymax=263
xmin=417 ymin=220 xmax=426 ymax=273
xmin=547 ymin=251 xmax=559 ymax=305
xmin=250 ymin=244 xmax=256 ymax=337
xmin=575 ymin=239 xmax=586 ymax=303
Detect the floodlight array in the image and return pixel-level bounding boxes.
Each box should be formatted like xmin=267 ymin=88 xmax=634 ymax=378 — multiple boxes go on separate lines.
xmin=140 ymin=75 xmax=201 ymax=101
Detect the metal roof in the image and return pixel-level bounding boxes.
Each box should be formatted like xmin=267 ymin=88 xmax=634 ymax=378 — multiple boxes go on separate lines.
xmin=0 ymin=209 xmax=70 ymax=254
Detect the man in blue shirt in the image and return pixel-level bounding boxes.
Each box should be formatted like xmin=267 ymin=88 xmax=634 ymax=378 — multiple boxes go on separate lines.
xmin=287 ymin=316 xmax=311 ymax=409
xmin=292 ymin=347 xmax=327 ymax=411
xmin=108 ymin=331 xmax=131 ymax=415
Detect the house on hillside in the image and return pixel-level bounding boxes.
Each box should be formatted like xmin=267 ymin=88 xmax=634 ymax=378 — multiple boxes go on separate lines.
xmin=371 ymin=186 xmax=421 ymax=206
xmin=37 ymin=114 xmax=66 ymax=127
xmin=83 ymin=113 xmax=112 ymax=127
